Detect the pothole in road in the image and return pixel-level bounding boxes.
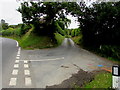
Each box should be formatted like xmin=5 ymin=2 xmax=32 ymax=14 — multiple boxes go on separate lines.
xmin=61 ymin=65 xmax=69 ymax=68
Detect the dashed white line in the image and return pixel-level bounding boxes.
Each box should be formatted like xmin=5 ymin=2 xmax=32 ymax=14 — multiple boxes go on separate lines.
xmin=16 ymin=41 xmax=19 ymax=47
xmin=17 ymin=54 xmax=20 ymax=57
xmin=9 ymin=78 xmax=17 ymax=86
xmin=15 ymin=60 xmax=19 ymax=63
xmin=9 ymin=46 xmax=21 ymax=86
xmin=24 ymin=60 xmax=28 ymax=64
xmin=24 ymin=64 xmax=29 ymax=68
xmin=18 ymin=47 xmax=21 ymax=51
xmin=16 ymin=57 xmax=20 ymax=59
xmin=24 ymin=70 xmax=30 ymax=75
xmin=14 ymin=64 xmax=19 ymax=68
xmin=25 ymin=77 xmax=32 ymax=86
xmin=12 ymin=69 xmax=18 ymax=75
xmin=17 ymin=51 xmax=20 ymax=55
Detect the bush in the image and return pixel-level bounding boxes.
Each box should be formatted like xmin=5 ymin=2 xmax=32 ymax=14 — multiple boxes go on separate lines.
xmin=78 ymin=1 xmax=120 ymax=46
xmin=99 ymin=45 xmax=120 ymax=60
xmin=71 ymin=28 xmax=80 ymax=37
xmin=20 ymin=24 xmax=31 ymax=35
xmin=55 ymin=22 xmax=65 ymax=36
xmin=1 ymin=27 xmax=21 ymax=36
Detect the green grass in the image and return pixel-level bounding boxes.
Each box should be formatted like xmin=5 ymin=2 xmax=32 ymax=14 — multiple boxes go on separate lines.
xmin=72 ymin=35 xmax=82 ymax=45
xmin=1 ymin=24 xmax=65 ymax=49
xmin=74 ymin=72 xmax=112 ymax=89
xmin=72 ymin=35 xmax=120 ymax=63
xmin=2 ymin=34 xmax=61 ymax=50
xmin=84 ymin=72 xmax=112 ymax=88
xmin=55 ymin=32 xmax=65 ymax=46
xmin=21 ymin=35 xmax=55 ymax=49
xmin=2 ymin=29 xmax=65 ymax=49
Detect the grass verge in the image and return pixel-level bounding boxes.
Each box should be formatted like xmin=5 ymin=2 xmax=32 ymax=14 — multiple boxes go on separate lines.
xmin=71 ymin=35 xmax=82 ymax=45
xmin=74 ymin=72 xmax=112 ymax=89
xmin=1 ymin=31 xmax=65 ymax=50
xmin=72 ymin=36 xmax=120 ymax=64
xmin=54 ymin=32 xmax=65 ymax=46
xmin=84 ymin=72 xmax=112 ymax=88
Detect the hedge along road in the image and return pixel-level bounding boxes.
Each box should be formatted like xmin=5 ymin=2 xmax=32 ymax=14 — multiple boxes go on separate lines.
xmin=18 ymin=38 xmax=114 ymax=88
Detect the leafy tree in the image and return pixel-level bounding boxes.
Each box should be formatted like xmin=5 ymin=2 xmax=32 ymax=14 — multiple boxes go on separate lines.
xmin=1 ymin=19 xmax=8 ymax=30
xmin=77 ymin=1 xmax=120 ymax=47
xmin=17 ymin=2 xmax=80 ymax=40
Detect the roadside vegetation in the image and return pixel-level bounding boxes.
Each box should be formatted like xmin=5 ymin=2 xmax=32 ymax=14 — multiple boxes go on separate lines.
xmin=0 ymin=2 xmax=80 ymax=49
xmin=0 ymin=1 xmax=120 ymax=88
xmin=84 ymin=72 xmax=112 ymax=88
xmin=0 ymin=24 xmax=65 ymax=49
xmin=74 ymin=72 xmax=112 ymax=89
xmin=70 ymin=1 xmax=120 ymax=63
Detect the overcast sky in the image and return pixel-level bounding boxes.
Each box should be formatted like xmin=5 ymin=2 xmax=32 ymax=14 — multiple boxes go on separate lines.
xmin=0 ymin=0 xmax=22 ymax=25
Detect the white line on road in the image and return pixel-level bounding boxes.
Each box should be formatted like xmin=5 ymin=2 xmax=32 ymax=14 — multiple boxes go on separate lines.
xmin=9 ymin=78 xmax=17 ymax=86
xmin=24 ymin=64 xmax=29 ymax=68
xmin=25 ymin=77 xmax=32 ymax=86
xmin=17 ymin=54 xmax=20 ymax=57
xmin=14 ymin=64 xmax=19 ymax=68
xmin=15 ymin=60 xmax=19 ymax=63
xmin=24 ymin=70 xmax=30 ymax=75
xmin=16 ymin=57 xmax=20 ymax=59
xmin=17 ymin=52 xmax=20 ymax=55
xmin=19 ymin=57 xmax=64 ymax=62
xmin=12 ymin=69 xmax=18 ymax=75
xmin=24 ymin=60 xmax=28 ymax=63
xmin=16 ymin=41 xmax=19 ymax=47
xmin=18 ymin=47 xmax=21 ymax=51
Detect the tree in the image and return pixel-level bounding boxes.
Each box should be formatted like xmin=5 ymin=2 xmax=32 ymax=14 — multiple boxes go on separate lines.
xmin=17 ymin=2 xmax=80 ymax=38
xmin=77 ymin=1 xmax=120 ymax=47
xmin=1 ymin=19 xmax=8 ymax=30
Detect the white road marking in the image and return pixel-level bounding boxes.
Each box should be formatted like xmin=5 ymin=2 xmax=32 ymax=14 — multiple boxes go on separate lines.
xmin=18 ymin=52 xmax=20 ymax=54
xmin=24 ymin=70 xmax=30 ymax=75
xmin=17 ymin=53 xmax=20 ymax=56
xmin=16 ymin=41 xmax=18 ymax=47
xmin=18 ymin=47 xmax=21 ymax=51
xmin=19 ymin=57 xmax=64 ymax=62
xmin=17 ymin=54 xmax=20 ymax=57
xmin=24 ymin=64 xmax=29 ymax=68
xmin=9 ymin=78 xmax=17 ymax=86
xmin=17 ymin=52 xmax=20 ymax=55
xmin=16 ymin=57 xmax=20 ymax=59
xmin=14 ymin=64 xmax=19 ymax=68
xmin=15 ymin=60 xmax=19 ymax=63
xmin=24 ymin=60 xmax=28 ymax=63
xmin=12 ymin=69 xmax=18 ymax=75
xmin=25 ymin=77 xmax=32 ymax=86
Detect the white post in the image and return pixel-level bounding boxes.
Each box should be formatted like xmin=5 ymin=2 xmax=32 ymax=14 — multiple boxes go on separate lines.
xmin=112 ymin=65 xmax=120 ymax=90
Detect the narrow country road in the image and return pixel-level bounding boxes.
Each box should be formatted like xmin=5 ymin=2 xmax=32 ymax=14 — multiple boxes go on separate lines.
xmin=2 ymin=37 xmax=114 ymax=88
xmin=2 ymin=38 xmax=18 ymax=88
xmin=20 ymin=38 xmax=114 ymax=88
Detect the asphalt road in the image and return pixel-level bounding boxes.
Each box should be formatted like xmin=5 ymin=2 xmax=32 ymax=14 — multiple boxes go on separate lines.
xmin=2 ymin=37 xmax=114 ymax=88
xmin=0 ymin=37 xmax=2 ymax=89
xmin=2 ymin=38 xmax=18 ymax=88
xmin=20 ymin=38 xmax=114 ymax=88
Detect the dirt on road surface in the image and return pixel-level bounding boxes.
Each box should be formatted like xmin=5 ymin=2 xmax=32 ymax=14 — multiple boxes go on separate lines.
xmin=46 ymin=69 xmax=108 ymax=89
xmin=20 ymin=38 xmax=114 ymax=88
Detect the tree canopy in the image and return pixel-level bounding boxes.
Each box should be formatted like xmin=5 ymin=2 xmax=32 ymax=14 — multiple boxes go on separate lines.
xmin=77 ymin=1 xmax=120 ymax=47
xmin=17 ymin=2 xmax=79 ymax=37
